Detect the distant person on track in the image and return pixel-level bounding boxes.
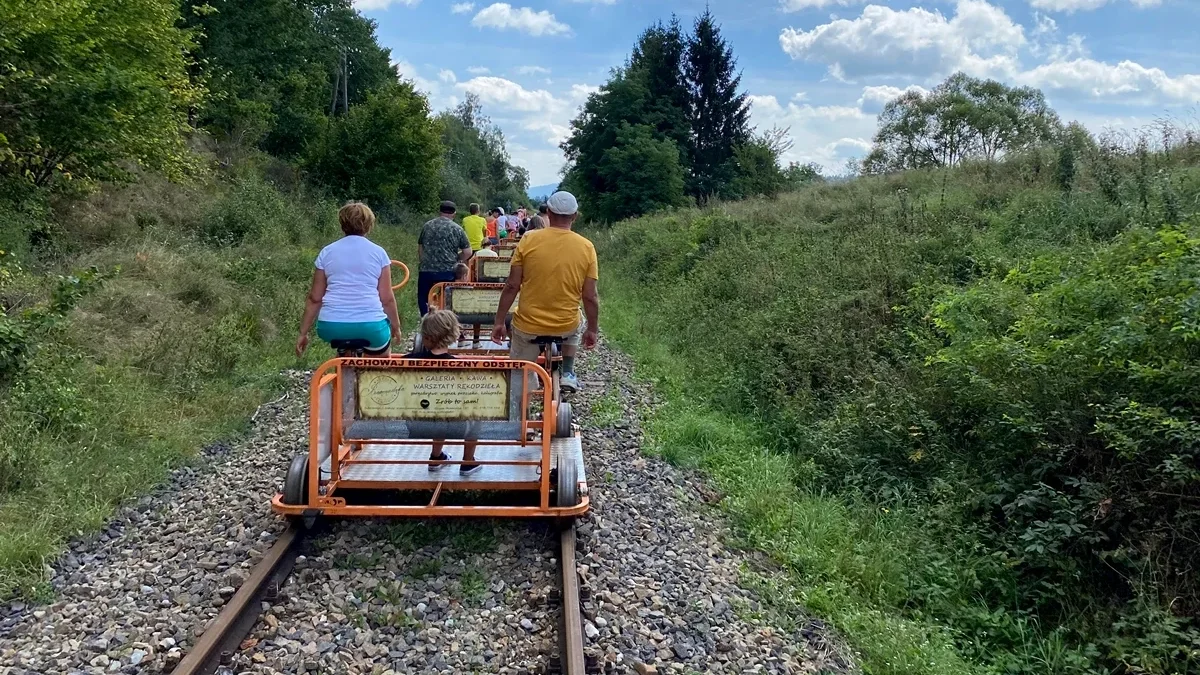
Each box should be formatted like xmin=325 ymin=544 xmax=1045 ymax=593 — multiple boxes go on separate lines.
xmin=417 ymin=201 xmax=471 ymax=316
xmin=528 ymin=204 xmax=548 ymax=231
xmin=496 ymin=208 xmax=508 ymax=241
xmin=485 ymin=210 xmax=499 ymax=245
xmin=403 ymin=310 xmax=481 ymax=475
xmin=295 ymin=202 xmax=401 ymax=357
xmin=507 ymin=211 xmax=523 ymax=239
xmin=462 ymin=203 xmax=487 ymax=252
xmin=491 ymin=191 xmax=599 ymax=393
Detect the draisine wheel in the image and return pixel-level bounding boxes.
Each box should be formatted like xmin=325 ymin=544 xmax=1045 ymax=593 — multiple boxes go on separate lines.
xmin=554 ymin=402 xmax=573 ymax=438
xmin=282 ymin=454 xmax=309 ymax=506
xmin=556 ymin=455 xmax=579 ymax=508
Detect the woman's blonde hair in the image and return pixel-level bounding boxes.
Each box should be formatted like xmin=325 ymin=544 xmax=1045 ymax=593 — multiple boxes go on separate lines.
xmin=339 ymin=201 xmax=375 ymax=236
xmin=420 ymin=310 xmax=460 ymax=351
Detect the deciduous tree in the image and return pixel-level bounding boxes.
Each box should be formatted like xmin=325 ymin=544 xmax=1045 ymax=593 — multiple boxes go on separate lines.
xmin=437 ymin=94 xmax=528 ymax=210
xmin=0 ymin=0 xmax=201 ymax=187
xmin=864 ymin=74 xmax=1060 ymax=174
xmin=305 ymin=83 xmax=441 ymax=211
xmin=592 ymin=124 xmax=688 ymax=222
xmin=183 ymin=0 xmax=395 ymax=158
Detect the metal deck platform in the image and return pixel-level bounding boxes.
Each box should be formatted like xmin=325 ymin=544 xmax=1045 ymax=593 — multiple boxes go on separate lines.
xmin=321 ymin=435 xmax=584 ymax=486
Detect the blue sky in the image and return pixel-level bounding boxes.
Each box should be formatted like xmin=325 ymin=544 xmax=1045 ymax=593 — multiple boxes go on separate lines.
xmin=354 ymin=0 xmax=1200 ymax=185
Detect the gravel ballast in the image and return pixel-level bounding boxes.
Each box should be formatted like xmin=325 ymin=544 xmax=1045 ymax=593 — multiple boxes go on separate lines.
xmin=0 ymin=344 xmax=850 ymax=674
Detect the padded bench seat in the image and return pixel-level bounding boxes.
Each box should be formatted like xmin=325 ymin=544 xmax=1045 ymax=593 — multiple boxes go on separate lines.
xmin=345 ymin=419 xmax=526 ymax=441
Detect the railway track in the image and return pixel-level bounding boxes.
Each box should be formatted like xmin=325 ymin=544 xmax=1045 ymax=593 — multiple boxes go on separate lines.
xmin=170 ymin=523 xmax=588 ymax=675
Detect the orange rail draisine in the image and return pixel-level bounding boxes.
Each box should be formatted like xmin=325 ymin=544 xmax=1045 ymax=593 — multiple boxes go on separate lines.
xmin=270 ymin=357 xmax=587 ymax=519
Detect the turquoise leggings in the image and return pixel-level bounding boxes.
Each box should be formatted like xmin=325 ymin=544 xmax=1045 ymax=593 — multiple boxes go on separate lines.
xmin=316 ymin=319 xmax=391 ymax=351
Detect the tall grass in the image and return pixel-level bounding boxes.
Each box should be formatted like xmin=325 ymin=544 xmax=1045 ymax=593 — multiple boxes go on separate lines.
xmin=0 ymin=163 xmax=422 ymax=599
xmin=593 ymin=128 xmax=1200 ymax=674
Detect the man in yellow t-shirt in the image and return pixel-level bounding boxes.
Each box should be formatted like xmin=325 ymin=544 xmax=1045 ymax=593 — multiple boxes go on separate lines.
xmin=491 ymin=191 xmax=598 ymax=393
xmin=461 ymin=203 xmax=487 ymax=252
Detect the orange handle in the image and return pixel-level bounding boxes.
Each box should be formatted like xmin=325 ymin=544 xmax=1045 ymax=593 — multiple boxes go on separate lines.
xmin=390 ymin=260 xmax=410 ymax=291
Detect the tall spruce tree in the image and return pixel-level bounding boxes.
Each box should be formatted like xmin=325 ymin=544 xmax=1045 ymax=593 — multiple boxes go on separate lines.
xmin=685 ymin=9 xmax=750 ymax=202
xmin=561 ymin=19 xmax=692 ymax=221
xmin=629 ymin=18 xmax=691 ymax=160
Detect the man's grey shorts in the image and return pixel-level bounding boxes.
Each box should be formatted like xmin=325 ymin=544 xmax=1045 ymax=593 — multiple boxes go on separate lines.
xmin=509 ymin=312 xmax=586 ymax=363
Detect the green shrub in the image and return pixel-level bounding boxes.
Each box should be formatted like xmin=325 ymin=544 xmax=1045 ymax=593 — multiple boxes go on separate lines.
xmin=929 ymin=223 xmax=1200 ymax=624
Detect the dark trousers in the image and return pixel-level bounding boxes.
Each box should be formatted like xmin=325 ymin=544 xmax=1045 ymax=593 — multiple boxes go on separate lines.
xmin=417 ymin=270 xmax=456 ymax=316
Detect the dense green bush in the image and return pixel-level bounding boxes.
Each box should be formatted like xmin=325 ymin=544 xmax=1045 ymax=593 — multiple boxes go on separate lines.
xmin=595 ymin=132 xmax=1200 ymax=673
xmin=929 ymin=223 xmax=1200 ymax=605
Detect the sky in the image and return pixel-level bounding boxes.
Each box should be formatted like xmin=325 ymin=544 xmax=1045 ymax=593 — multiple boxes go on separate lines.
xmin=354 ymin=0 xmax=1200 ymax=186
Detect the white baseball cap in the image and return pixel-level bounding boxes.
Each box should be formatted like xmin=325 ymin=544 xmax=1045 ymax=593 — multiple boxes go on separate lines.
xmin=546 ymin=191 xmax=578 ymax=216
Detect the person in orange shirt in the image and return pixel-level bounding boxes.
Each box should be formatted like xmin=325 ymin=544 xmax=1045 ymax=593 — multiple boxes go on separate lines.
xmin=491 ymin=191 xmax=598 ymax=393
xmin=485 ymin=210 xmax=499 ymax=245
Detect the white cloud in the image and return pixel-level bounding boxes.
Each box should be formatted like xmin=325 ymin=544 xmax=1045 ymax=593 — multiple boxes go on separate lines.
xmin=1020 ymin=59 xmax=1200 ymax=102
xmin=748 ymin=94 xmax=876 ymax=172
xmin=353 ymin=0 xmax=419 ymax=9
xmin=438 ymin=69 xmax=457 ymax=83
xmin=453 ymin=77 xmax=596 ymax=183
xmin=777 ymin=0 xmax=1200 ymax=105
xmin=857 ymin=84 xmax=929 ymax=111
xmin=779 ymin=1 xmax=1025 ymax=81
xmin=1028 ymin=10 xmax=1090 ymax=61
xmin=450 ymin=2 xmax=475 ymax=13
xmin=1028 ymin=0 xmax=1161 ymax=13
xmin=517 ymin=65 xmax=551 ymax=76
xmin=1032 ymin=11 xmax=1058 ymax=36
xmin=457 ymin=76 xmax=559 ymax=113
xmin=1030 ymin=0 xmax=1108 ymax=9
xmin=467 ymin=66 xmax=491 ymax=75
xmin=395 ymin=60 xmax=440 ymax=96
xmin=568 ymin=83 xmax=600 ymax=100
xmin=393 ymin=60 xmax=462 ymax=110
xmin=781 ymin=0 xmax=866 ymax=10
xmin=507 ymin=141 xmax=568 ymax=185
xmin=471 ymin=3 xmax=570 ymax=36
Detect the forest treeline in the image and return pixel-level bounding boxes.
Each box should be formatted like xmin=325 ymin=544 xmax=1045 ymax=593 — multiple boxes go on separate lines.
xmin=0 ymin=0 xmax=528 ymax=220
xmin=0 ymin=0 xmax=532 ymax=598
xmin=559 ymin=11 xmax=1077 ymax=226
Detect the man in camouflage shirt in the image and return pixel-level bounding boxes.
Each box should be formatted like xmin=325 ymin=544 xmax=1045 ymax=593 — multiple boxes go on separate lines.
xmin=417 ymin=201 xmax=471 ymax=315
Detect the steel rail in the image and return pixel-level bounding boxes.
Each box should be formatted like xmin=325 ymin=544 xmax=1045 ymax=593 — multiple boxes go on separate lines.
xmin=560 ymin=525 xmax=586 ymax=675
xmin=171 ymin=525 xmax=301 ymax=675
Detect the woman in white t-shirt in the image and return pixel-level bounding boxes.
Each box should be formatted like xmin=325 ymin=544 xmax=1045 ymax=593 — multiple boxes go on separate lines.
xmin=295 ymin=202 xmax=402 ymax=356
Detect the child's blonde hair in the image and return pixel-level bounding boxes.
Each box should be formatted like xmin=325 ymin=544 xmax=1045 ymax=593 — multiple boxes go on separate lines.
xmin=419 ymin=310 xmax=460 ymax=351
xmin=453 ymin=262 xmax=470 ymax=281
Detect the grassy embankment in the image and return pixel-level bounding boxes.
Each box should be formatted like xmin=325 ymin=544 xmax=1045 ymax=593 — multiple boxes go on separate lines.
xmin=594 ymin=139 xmax=1200 ymax=674
xmin=0 ymin=161 xmax=421 ymax=599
